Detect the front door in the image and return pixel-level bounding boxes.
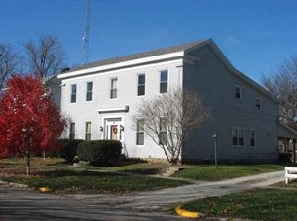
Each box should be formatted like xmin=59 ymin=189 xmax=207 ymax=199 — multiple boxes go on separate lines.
xmin=110 ymin=125 xmax=118 ymax=140
xmin=104 ymin=117 xmax=123 ymax=141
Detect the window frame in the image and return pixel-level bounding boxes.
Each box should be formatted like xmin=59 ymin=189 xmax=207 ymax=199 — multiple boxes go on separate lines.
xmin=159 ymin=118 xmax=167 ymax=145
xmin=137 ymin=73 xmax=146 ymax=96
xmin=136 ymin=119 xmax=145 ymax=146
xmin=235 ymin=85 xmax=241 ymax=99
xmin=232 ymin=127 xmax=245 ymax=147
xmin=70 ymin=84 xmax=77 ymax=103
xmin=86 ymin=81 xmax=93 ymax=102
xmin=69 ymin=122 xmax=75 ymax=140
xmin=85 ymin=121 xmax=92 ymax=141
xmin=250 ymin=129 xmax=255 ymax=147
xmin=110 ymin=78 xmax=118 ymax=99
xmin=160 ymin=70 xmax=168 ymax=94
xmin=255 ymin=98 xmax=261 ymax=110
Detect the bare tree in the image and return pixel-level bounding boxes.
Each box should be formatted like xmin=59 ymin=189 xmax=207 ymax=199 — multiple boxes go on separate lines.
xmin=262 ymin=56 xmax=297 ymax=128
xmin=0 ymin=43 xmax=17 ymax=89
xmin=24 ymin=35 xmax=64 ymax=78
xmin=133 ymin=87 xmax=210 ymax=164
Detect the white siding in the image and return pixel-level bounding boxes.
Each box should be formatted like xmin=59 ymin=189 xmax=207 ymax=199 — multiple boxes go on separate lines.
xmin=60 ymin=59 xmax=183 ymax=159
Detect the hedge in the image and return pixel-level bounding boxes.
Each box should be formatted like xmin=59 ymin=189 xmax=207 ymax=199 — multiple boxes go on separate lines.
xmin=57 ymin=139 xmax=84 ymax=163
xmin=77 ymin=140 xmax=122 ymax=166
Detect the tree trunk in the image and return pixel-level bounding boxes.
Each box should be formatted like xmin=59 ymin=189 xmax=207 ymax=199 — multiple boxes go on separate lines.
xmin=26 ymin=153 xmax=31 ymax=175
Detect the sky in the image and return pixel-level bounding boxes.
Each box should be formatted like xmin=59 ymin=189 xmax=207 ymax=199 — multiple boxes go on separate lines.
xmin=1 ymin=0 xmax=296 ymax=84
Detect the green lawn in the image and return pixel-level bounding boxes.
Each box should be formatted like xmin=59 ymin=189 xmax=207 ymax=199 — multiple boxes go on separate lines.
xmin=180 ymin=188 xmax=297 ymax=221
xmin=172 ymin=164 xmax=284 ymax=181
xmin=0 ymin=157 xmax=188 ymax=194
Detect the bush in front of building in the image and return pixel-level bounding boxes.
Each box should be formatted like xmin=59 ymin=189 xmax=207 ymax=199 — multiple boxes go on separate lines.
xmin=77 ymin=140 xmax=122 ymax=166
xmin=57 ymin=139 xmax=84 ymax=163
xmin=278 ymin=152 xmax=292 ymax=163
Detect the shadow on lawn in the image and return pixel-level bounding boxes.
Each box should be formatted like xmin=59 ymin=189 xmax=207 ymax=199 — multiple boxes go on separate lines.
xmin=41 ymin=169 xmax=128 ymax=178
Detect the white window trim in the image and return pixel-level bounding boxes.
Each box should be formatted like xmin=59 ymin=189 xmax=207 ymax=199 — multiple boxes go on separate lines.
xmin=136 ymin=118 xmax=145 ymax=146
xmin=85 ymin=121 xmax=92 ymax=141
xmin=86 ymin=81 xmax=93 ymax=102
xmin=159 ymin=69 xmax=169 ymax=94
xmin=70 ymin=84 xmax=77 ymax=103
xmin=110 ymin=78 xmax=118 ymax=100
xmin=137 ymin=73 xmax=146 ymax=97
xmin=232 ymin=127 xmax=245 ymax=147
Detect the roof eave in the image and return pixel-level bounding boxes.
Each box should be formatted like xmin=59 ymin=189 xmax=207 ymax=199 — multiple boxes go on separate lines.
xmin=58 ymin=51 xmax=185 ymax=79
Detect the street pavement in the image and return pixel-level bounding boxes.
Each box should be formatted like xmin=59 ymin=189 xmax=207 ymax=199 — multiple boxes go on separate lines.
xmin=0 ymin=182 xmax=188 ymax=221
xmin=0 ymin=170 xmax=284 ymax=220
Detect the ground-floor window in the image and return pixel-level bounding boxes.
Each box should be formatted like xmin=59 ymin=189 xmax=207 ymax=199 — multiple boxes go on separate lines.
xmin=85 ymin=122 xmax=91 ymax=140
xmin=69 ymin=122 xmax=75 ymax=140
xmin=232 ymin=127 xmax=244 ymax=146
xmin=250 ymin=129 xmax=255 ymax=147
xmin=136 ymin=119 xmax=144 ymax=145
xmin=159 ymin=118 xmax=167 ymax=145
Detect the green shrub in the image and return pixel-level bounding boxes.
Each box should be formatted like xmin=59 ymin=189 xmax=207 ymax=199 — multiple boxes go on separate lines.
xmin=77 ymin=140 xmax=122 ymax=166
xmin=278 ymin=152 xmax=292 ymax=163
xmin=57 ymin=139 xmax=84 ymax=163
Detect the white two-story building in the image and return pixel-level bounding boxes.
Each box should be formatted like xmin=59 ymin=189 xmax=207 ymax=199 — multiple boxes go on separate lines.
xmin=58 ymin=39 xmax=282 ymax=163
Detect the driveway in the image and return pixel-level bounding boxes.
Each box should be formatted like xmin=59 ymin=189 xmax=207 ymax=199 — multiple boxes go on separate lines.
xmin=0 ymin=170 xmax=284 ymax=220
xmin=70 ymin=170 xmax=285 ymax=211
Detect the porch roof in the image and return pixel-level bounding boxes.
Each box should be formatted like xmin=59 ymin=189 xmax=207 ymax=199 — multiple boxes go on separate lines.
xmin=278 ymin=121 xmax=297 ymax=139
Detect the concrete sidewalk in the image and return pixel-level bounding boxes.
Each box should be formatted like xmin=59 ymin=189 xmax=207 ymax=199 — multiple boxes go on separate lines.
xmin=70 ymin=170 xmax=285 ymax=211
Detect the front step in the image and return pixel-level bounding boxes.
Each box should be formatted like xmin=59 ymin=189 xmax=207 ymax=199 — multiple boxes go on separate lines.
xmin=162 ymin=166 xmax=180 ymax=177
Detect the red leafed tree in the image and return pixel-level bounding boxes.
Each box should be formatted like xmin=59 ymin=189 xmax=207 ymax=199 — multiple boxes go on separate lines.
xmin=0 ymin=75 xmax=66 ymax=174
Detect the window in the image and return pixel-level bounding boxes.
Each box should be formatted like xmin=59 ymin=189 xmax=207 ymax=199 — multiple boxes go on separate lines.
xmin=70 ymin=84 xmax=77 ymax=103
xmin=235 ymin=86 xmax=241 ymax=99
xmin=137 ymin=74 xmax=145 ymax=96
xmin=69 ymin=123 xmax=75 ymax=140
xmin=160 ymin=70 xmax=168 ymax=94
xmin=85 ymin=122 xmax=91 ymax=140
xmin=250 ymin=130 xmax=255 ymax=147
xmin=136 ymin=119 xmax=144 ymax=145
xmin=86 ymin=82 xmax=93 ymax=101
xmin=110 ymin=78 xmax=118 ymax=99
xmin=159 ymin=118 xmax=167 ymax=145
xmin=255 ymin=98 xmax=261 ymax=110
xmin=232 ymin=127 xmax=244 ymax=146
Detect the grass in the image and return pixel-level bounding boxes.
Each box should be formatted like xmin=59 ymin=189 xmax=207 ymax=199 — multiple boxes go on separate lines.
xmin=0 ymin=157 xmax=188 ymax=194
xmin=180 ymin=188 xmax=297 ymax=221
xmin=172 ymin=164 xmax=284 ymax=181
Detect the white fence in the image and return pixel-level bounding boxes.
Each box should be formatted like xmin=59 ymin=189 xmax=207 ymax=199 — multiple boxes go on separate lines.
xmin=285 ymin=167 xmax=297 ymax=184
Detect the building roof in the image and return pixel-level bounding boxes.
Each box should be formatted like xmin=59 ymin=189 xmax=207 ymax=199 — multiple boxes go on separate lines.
xmin=69 ymin=39 xmax=209 ymax=72
xmin=59 ymin=38 xmax=277 ymax=103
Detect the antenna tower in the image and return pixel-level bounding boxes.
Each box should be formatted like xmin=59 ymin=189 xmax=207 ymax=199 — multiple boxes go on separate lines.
xmin=83 ymin=0 xmax=90 ymax=63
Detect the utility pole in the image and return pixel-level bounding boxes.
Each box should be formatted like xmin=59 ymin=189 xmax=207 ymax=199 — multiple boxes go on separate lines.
xmin=83 ymin=0 xmax=90 ymax=64
xmin=212 ymin=133 xmax=218 ymax=166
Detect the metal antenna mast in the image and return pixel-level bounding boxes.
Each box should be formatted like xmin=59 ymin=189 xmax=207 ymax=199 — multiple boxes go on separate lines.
xmin=83 ymin=0 xmax=90 ymax=63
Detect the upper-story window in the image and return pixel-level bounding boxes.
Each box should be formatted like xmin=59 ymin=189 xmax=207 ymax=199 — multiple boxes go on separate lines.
xmin=137 ymin=74 xmax=145 ymax=96
xmin=70 ymin=84 xmax=77 ymax=103
xmin=160 ymin=70 xmax=168 ymax=94
xmin=86 ymin=81 xmax=93 ymax=101
xmin=235 ymin=85 xmax=241 ymax=99
xmin=255 ymin=98 xmax=261 ymax=110
xmin=110 ymin=78 xmax=118 ymax=99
